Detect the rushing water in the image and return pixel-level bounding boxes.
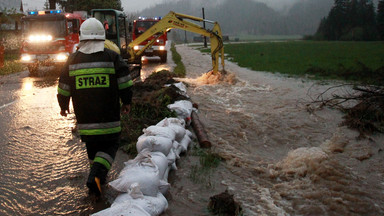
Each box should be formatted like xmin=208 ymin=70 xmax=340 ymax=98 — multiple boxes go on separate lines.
xmin=166 ymin=44 xmax=384 ymax=216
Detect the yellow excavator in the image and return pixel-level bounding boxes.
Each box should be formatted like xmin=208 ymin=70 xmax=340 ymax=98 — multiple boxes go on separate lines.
xmin=91 ymin=9 xmax=225 ymax=76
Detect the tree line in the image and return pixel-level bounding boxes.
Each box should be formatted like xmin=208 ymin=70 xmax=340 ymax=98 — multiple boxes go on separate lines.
xmin=313 ymin=0 xmax=384 ymax=40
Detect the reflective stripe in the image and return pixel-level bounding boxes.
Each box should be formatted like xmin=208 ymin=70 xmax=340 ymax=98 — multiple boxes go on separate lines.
xmin=58 ymin=82 xmax=71 ymax=91
xmin=69 ymin=68 xmax=115 ymax=76
xmin=94 ymin=156 xmax=111 ymax=170
xmin=78 ymin=121 xmax=120 ymax=130
xmin=95 ymin=151 xmax=114 ymax=168
xmin=118 ymin=80 xmax=133 ymax=90
xmin=78 ymin=126 xmax=121 ymax=135
xmin=117 ymin=74 xmax=132 ymax=84
xmin=57 ymin=86 xmax=70 ymax=96
xmin=69 ymin=62 xmax=114 ymax=71
xmin=78 ymin=121 xmax=121 ymax=135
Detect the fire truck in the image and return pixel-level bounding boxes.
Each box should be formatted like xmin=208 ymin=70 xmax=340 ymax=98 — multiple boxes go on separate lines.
xmin=20 ymin=10 xmax=86 ymax=76
xmin=132 ymin=16 xmax=168 ymax=63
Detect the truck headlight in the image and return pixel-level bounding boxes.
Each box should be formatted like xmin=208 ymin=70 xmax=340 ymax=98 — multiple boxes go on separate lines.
xmin=55 ymin=53 xmax=68 ymax=62
xmin=21 ymin=54 xmax=32 ymax=62
xmin=159 ymin=46 xmax=165 ymax=51
xmin=134 ymin=45 xmax=140 ymax=51
xmin=28 ymin=34 xmax=53 ymax=43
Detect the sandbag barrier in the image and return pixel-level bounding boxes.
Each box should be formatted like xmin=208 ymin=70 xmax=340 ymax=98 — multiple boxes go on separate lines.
xmin=92 ymin=82 xmax=206 ymax=216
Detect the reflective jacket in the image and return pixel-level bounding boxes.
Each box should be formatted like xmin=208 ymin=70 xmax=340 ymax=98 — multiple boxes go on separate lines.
xmin=57 ymin=48 xmax=133 ymax=142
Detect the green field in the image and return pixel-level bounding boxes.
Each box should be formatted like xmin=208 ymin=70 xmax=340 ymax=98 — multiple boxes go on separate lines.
xmin=222 ymin=41 xmax=384 ymax=83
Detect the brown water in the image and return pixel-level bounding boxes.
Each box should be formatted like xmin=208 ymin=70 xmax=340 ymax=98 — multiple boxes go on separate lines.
xmin=163 ymin=44 xmax=384 ymax=216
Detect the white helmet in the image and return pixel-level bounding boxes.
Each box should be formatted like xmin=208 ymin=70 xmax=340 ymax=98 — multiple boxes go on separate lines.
xmin=80 ymin=18 xmax=105 ymax=41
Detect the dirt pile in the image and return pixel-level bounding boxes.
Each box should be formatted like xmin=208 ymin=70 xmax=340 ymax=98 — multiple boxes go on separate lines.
xmin=120 ymin=70 xmax=189 ymax=153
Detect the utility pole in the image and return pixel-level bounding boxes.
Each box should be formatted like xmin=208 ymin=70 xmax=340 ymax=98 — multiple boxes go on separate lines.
xmin=202 ymin=7 xmax=207 ymax=48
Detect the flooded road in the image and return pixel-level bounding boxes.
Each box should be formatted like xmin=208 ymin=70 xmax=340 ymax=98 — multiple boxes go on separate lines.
xmin=0 ymin=72 xmax=93 ymax=215
xmin=0 ymin=54 xmax=173 ymax=215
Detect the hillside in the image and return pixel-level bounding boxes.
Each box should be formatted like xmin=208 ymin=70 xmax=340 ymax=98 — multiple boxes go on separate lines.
xmin=137 ymin=0 xmax=334 ymax=36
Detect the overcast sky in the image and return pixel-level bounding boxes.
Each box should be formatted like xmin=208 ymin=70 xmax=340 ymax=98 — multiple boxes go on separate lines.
xmin=22 ymin=0 xmax=299 ymax=13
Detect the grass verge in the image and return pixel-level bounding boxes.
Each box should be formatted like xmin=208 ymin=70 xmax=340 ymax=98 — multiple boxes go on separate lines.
xmin=170 ymin=42 xmax=186 ymax=77
xmin=0 ymin=53 xmax=25 ymax=76
xmin=205 ymin=41 xmax=384 ymax=84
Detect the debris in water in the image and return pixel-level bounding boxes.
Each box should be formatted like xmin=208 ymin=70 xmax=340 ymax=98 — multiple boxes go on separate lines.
xmin=208 ymin=190 xmax=242 ymax=216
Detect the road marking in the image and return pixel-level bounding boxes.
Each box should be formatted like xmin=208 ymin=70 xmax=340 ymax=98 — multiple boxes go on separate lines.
xmin=0 ymin=100 xmax=17 ymax=109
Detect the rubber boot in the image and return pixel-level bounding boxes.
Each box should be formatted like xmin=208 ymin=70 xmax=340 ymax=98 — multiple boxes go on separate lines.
xmin=86 ymin=162 xmax=108 ymax=195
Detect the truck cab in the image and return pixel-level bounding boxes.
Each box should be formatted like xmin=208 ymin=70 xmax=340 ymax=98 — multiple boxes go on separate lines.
xmin=132 ymin=17 xmax=168 ymax=63
xmin=20 ymin=10 xmax=84 ymax=76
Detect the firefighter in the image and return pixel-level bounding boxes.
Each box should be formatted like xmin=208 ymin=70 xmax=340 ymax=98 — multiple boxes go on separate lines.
xmin=57 ymin=18 xmax=133 ymax=195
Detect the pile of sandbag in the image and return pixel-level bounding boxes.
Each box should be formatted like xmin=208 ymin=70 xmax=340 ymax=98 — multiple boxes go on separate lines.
xmin=92 ymin=99 xmax=195 ymax=216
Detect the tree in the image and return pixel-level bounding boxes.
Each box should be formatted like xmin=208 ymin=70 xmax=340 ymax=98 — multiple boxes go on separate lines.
xmin=378 ymin=0 xmax=384 ymax=40
xmin=315 ymin=0 xmax=378 ymax=40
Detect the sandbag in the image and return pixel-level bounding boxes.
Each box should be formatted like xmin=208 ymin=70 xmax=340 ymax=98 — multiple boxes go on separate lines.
xmin=165 ymin=82 xmax=188 ymax=98
xmin=156 ymin=118 xmax=186 ymax=142
xmin=167 ymin=148 xmax=178 ymax=171
xmin=179 ymin=134 xmax=192 ymax=153
xmin=148 ymin=151 xmax=169 ymax=181
xmin=136 ymin=135 xmax=173 ymax=156
xmin=112 ymin=184 xmax=168 ymax=216
xmin=91 ymin=202 xmax=150 ymax=216
xmin=172 ymin=141 xmax=182 ymax=158
xmin=167 ymin=100 xmax=194 ymax=125
xmin=143 ymin=126 xmax=176 ymax=141
xmin=156 ymin=117 xmax=186 ymax=128
xmin=109 ymin=165 xmax=160 ymax=196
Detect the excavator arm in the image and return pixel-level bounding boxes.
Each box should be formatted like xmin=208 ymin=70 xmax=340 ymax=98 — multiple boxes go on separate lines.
xmin=128 ymin=11 xmax=225 ymax=74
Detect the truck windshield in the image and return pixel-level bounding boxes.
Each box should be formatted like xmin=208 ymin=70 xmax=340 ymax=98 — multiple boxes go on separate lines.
xmin=135 ymin=21 xmax=157 ymax=34
xmin=23 ymin=19 xmax=66 ymax=37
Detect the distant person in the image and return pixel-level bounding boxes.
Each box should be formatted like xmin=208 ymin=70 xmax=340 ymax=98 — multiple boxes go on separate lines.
xmin=57 ymin=18 xmax=133 ymax=195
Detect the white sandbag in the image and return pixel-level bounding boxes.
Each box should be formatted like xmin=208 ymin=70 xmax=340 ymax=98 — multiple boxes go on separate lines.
xmin=148 ymin=151 xmax=169 ymax=181
xmin=172 ymin=141 xmax=182 ymax=158
xmin=156 ymin=118 xmax=186 ymax=142
xmin=163 ymin=166 xmax=170 ymax=182
xmin=109 ymin=165 xmax=160 ymax=196
xmin=91 ymin=202 xmax=150 ymax=216
xmin=143 ymin=126 xmax=176 ymax=141
xmin=165 ymin=82 xmax=188 ymax=98
xmin=156 ymin=117 xmax=186 ymax=128
xmin=136 ymin=135 xmax=173 ymax=156
xmin=167 ymin=100 xmax=193 ymax=125
xmin=185 ymin=129 xmax=194 ymax=138
xmin=167 ymin=148 xmax=177 ymax=169
xmin=112 ymin=184 xmax=168 ymax=216
xmin=179 ymin=134 xmax=191 ymax=152
xmin=158 ymin=180 xmax=170 ymax=195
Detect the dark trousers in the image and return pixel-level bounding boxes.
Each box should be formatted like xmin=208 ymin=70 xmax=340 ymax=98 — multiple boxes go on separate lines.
xmin=85 ymin=139 xmax=120 ymax=161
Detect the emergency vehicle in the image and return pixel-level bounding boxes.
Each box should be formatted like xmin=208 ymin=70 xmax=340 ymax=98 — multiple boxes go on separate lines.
xmin=20 ymin=10 xmax=86 ymax=76
xmin=132 ymin=16 xmax=168 ymax=63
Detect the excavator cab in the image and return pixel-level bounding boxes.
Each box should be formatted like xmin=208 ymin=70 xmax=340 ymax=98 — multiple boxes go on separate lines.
xmin=91 ymin=9 xmax=129 ymax=58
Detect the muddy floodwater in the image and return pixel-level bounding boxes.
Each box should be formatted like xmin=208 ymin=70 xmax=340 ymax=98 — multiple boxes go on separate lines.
xmin=1 ymin=43 xmax=384 ymax=216
xmin=166 ymin=44 xmax=384 ymax=216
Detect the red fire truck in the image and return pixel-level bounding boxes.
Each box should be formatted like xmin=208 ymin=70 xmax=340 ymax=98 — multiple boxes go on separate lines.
xmin=132 ymin=16 xmax=168 ymax=63
xmin=20 ymin=10 xmax=86 ymax=76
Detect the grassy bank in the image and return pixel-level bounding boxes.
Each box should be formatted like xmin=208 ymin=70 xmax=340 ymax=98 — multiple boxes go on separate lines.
xmin=0 ymin=53 xmax=25 ymax=76
xmin=222 ymin=41 xmax=384 ymax=84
